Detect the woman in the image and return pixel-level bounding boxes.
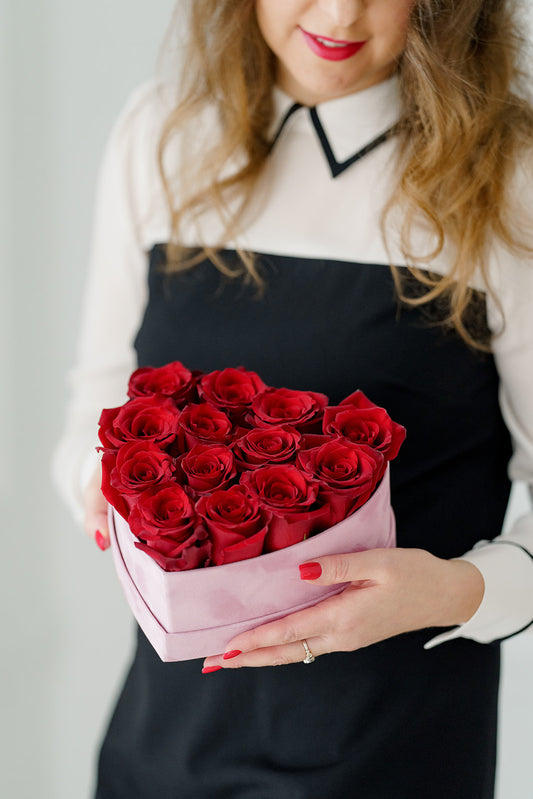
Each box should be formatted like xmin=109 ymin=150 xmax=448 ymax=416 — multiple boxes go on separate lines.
xmin=54 ymin=1 xmax=533 ymax=796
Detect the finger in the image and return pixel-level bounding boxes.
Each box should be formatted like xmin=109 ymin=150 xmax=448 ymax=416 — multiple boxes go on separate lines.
xmin=203 ymin=635 xmax=327 ymax=671
xmin=94 ymin=529 xmax=110 ymax=551
xmin=298 ymin=548 xmax=391 ymax=586
xmin=84 ymin=509 xmax=110 ymax=549
xmin=83 ymin=508 xmax=108 ymax=535
xmin=226 ymin=607 xmax=322 ymax=654
xmin=219 ymin=598 xmax=334 ymax=659
xmin=82 ymin=462 xmax=108 ymax=542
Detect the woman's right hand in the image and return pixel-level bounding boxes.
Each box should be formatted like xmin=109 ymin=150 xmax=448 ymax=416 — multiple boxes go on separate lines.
xmin=83 ymin=462 xmax=110 ymax=550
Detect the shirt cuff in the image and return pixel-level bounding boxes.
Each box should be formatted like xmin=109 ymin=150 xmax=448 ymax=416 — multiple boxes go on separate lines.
xmin=424 ymin=539 xmax=533 ymax=649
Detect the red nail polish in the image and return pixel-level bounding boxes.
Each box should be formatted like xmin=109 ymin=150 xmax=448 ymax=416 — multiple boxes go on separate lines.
xmin=299 ymin=562 xmax=322 ymax=580
xmin=223 ymin=650 xmax=242 ymax=660
xmin=202 ymin=665 xmax=222 ymax=674
xmin=95 ymin=530 xmax=109 ymax=551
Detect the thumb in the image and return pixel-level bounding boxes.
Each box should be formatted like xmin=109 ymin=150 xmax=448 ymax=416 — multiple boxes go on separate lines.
xmin=298 ymin=550 xmax=379 ymax=586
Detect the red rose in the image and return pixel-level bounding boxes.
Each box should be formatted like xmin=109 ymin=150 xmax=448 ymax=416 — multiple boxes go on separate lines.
xmin=109 ymin=442 xmax=175 ymax=495
xmin=323 ymin=390 xmax=406 ymax=460
xmin=129 ymin=484 xmax=211 ymax=571
xmin=130 ymin=483 xmax=196 ymax=538
xmin=240 ymin=464 xmax=318 ymax=513
xmin=240 ymin=464 xmax=326 ymax=551
xmin=249 ymin=388 xmax=328 ymax=432
xmin=127 ymin=361 xmax=197 ymax=407
xmin=232 ymin=425 xmax=301 ymax=470
xmin=196 ymin=486 xmax=270 ymax=565
xmin=98 ymin=396 xmax=181 ymax=451
xmin=101 ymin=442 xmax=175 ymax=520
xmin=198 ymin=367 xmax=267 ymax=418
xmin=178 ymin=443 xmax=236 ymax=495
xmin=297 ymin=438 xmax=384 ymax=524
xmin=178 ymin=403 xmax=233 ymax=447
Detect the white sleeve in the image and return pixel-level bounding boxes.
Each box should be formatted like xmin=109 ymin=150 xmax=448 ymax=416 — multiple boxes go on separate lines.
xmin=52 ymin=82 xmax=168 ymax=524
xmin=426 ymin=228 xmax=533 ymax=648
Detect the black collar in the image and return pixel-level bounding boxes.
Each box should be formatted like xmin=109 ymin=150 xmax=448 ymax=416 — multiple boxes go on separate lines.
xmin=271 ymin=102 xmax=398 ymax=179
xmin=269 ymin=76 xmax=402 ymax=179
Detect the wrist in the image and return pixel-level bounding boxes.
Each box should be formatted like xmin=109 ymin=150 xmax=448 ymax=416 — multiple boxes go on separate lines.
xmin=440 ymin=558 xmax=485 ymax=627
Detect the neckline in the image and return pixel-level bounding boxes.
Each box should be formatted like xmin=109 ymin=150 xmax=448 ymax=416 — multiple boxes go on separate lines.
xmin=270 ymin=75 xmax=402 ymax=178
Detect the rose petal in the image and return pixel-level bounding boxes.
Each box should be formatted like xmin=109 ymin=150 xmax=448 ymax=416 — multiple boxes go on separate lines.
xmin=128 ymin=361 xmax=197 ymax=406
xmin=100 ymin=451 xmax=131 ymax=520
xmin=263 ymin=502 xmax=331 ymax=552
xmin=134 ymin=529 xmax=211 ymax=571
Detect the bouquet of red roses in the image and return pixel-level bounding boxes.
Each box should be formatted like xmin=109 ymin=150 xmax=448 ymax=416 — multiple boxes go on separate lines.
xmin=99 ymin=362 xmax=405 ymax=661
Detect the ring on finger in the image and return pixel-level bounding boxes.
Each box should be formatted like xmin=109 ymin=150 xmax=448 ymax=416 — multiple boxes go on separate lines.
xmin=301 ymin=639 xmax=315 ymax=664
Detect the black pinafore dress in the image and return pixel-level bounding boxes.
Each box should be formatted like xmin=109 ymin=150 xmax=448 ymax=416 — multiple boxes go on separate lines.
xmin=95 ymin=244 xmax=511 ymax=799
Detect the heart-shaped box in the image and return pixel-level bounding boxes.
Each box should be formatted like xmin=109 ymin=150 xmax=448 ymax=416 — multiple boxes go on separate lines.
xmin=108 ymin=466 xmax=395 ymax=662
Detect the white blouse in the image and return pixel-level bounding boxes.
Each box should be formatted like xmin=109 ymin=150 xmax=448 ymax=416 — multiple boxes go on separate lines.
xmin=52 ymin=75 xmax=533 ymax=647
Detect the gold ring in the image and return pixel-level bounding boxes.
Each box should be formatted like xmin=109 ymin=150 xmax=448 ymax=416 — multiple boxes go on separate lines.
xmin=302 ymin=639 xmax=315 ymax=664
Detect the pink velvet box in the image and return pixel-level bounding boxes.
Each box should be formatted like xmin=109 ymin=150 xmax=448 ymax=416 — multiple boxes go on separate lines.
xmin=108 ymin=466 xmax=396 ymax=662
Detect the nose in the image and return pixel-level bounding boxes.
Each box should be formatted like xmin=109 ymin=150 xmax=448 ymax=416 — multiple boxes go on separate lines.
xmin=317 ymin=0 xmax=364 ymax=27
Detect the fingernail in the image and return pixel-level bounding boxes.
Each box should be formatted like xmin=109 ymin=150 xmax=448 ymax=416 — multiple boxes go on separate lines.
xmin=202 ymin=665 xmax=222 ymax=674
xmin=95 ymin=530 xmax=109 ymax=551
xmin=223 ymin=650 xmax=242 ymax=660
xmin=299 ymin=562 xmax=322 ymax=580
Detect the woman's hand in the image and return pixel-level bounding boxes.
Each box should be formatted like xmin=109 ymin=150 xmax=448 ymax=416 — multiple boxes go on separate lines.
xmin=201 ymin=548 xmax=485 ymax=672
xmin=83 ymin=462 xmax=110 ymax=550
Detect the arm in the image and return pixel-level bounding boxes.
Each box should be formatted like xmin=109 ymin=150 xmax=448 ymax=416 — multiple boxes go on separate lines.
xmin=200 ymin=548 xmax=485 ymax=670
xmin=426 ymin=247 xmax=533 ymax=647
xmin=51 ymin=82 xmax=167 ymax=533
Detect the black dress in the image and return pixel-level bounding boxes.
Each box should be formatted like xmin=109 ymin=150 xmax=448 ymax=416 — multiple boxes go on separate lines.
xmin=95 ymin=248 xmax=510 ymax=799
xmin=94 ymin=86 xmax=512 ymax=798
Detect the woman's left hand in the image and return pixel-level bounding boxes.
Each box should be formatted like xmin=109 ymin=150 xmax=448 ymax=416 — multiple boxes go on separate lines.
xmin=201 ymin=548 xmax=484 ymax=671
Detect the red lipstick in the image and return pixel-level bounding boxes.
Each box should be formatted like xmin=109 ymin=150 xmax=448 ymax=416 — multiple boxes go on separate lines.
xmin=299 ymin=27 xmax=367 ymax=61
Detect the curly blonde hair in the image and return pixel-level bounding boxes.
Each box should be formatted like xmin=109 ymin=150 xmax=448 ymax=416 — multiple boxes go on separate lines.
xmin=158 ymin=0 xmax=533 ymax=348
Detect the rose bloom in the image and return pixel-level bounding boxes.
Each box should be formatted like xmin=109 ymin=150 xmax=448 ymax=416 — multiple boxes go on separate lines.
xmin=298 ymin=437 xmax=384 ymax=523
xmin=108 ymin=441 xmax=175 ymax=495
xmin=178 ymin=443 xmax=237 ymax=495
xmin=232 ymin=425 xmax=301 ymax=470
xmin=199 ymin=367 xmax=267 ymax=417
xmin=240 ymin=463 xmax=318 ymax=513
xmin=127 ymin=361 xmax=197 ymax=407
xmin=240 ymin=464 xmax=335 ymax=551
xmin=179 ymin=402 xmax=234 ymax=447
xmin=196 ymin=486 xmax=271 ymax=565
xmin=250 ymin=387 xmax=327 ymax=432
xmin=98 ymin=396 xmax=181 ymax=451
xmin=129 ymin=484 xmax=211 ymax=571
xmin=323 ymin=389 xmax=406 ymax=460
xmin=100 ymin=441 xmax=175 ymax=520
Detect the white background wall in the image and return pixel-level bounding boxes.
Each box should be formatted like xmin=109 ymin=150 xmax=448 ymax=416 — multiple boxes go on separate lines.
xmin=2 ymin=2 xmax=532 ymax=798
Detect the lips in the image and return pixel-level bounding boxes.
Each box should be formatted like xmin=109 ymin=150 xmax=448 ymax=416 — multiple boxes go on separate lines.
xmin=299 ymin=27 xmax=367 ymax=62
